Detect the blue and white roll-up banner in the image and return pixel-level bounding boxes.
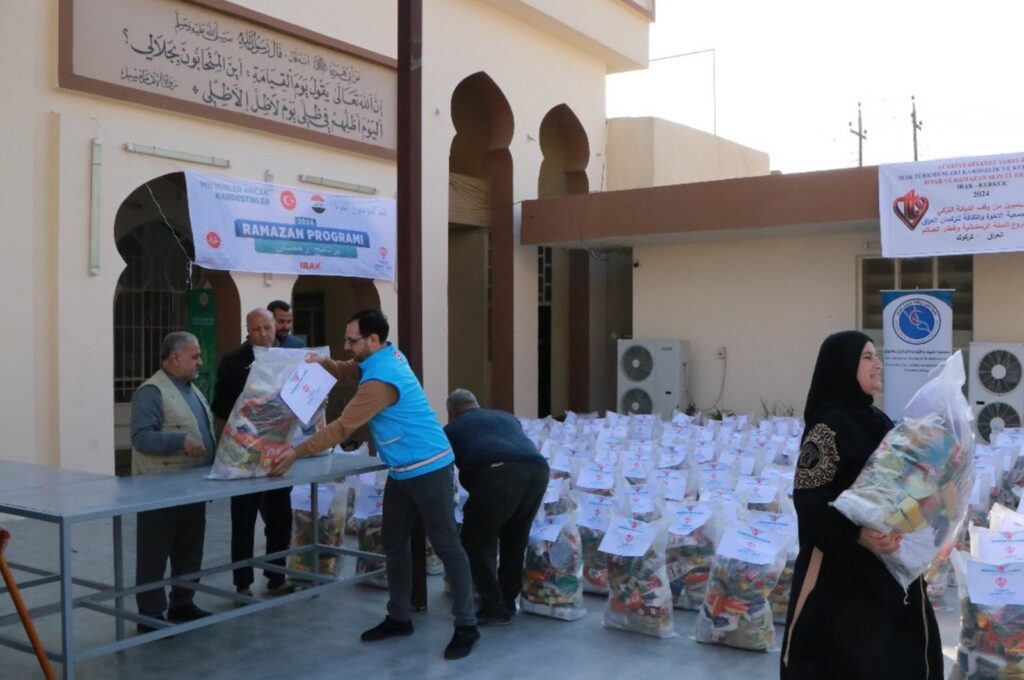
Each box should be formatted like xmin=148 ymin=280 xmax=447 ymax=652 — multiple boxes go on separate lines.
xmin=881 ymin=289 xmax=954 ymax=419
xmin=185 ymin=171 xmax=396 ymax=281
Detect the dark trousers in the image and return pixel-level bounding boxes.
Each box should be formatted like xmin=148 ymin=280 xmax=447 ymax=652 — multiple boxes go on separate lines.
xmin=135 ymin=502 xmax=206 ymax=615
xmin=382 ymin=465 xmax=476 ymax=626
xmin=460 ymin=461 xmax=548 ymax=617
xmin=230 ymin=488 xmax=292 ymax=587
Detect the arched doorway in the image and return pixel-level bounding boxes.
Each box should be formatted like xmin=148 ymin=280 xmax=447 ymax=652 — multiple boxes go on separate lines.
xmin=448 ymin=72 xmax=514 ymax=410
xmin=537 ymin=105 xmax=589 ymax=417
xmin=112 ymin=172 xmax=239 ymax=475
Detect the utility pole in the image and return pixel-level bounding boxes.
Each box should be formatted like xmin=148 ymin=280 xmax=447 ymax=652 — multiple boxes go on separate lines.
xmin=848 ymin=101 xmax=867 ymax=167
xmin=911 ymin=95 xmax=923 ymax=161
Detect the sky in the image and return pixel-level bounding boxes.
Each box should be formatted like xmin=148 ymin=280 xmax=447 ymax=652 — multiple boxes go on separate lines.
xmin=607 ymin=1 xmax=1024 ymax=174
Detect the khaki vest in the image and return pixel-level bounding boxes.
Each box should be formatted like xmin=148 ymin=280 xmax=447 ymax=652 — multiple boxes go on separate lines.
xmin=131 ymin=370 xmax=214 ymax=476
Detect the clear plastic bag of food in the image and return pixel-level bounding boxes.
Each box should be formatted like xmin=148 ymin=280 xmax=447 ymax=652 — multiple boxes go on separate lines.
xmin=209 ymin=346 xmax=331 ymax=479
xmin=832 ymin=351 xmax=975 ymax=589
xmin=575 ymin=490 xmax=616 ymax=594
xmin=521 ymin=512 xmax=586 ymax=621
xmin=950 ymin=550 xmax=1024 ymax=679
xmin=600 ymin=513 xmax=676 ymax=638
xmin=352 ymin=471 xmax=387 ymax=588
xmin=288 ymin=482 xmax=346 ymax=578
xmin=664 ymin=501 xmax=720 ymax=610
xmin=695 ymin=521 xmax=791 ymax=651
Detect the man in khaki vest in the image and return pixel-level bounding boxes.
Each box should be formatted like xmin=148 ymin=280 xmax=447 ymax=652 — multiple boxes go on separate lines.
xmin=130 ymin=331 xmax=216 ymax=633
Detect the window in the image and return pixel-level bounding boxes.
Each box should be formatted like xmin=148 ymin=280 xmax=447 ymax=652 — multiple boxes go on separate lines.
xmin=859 ymin=255 xmax=973 ymax=349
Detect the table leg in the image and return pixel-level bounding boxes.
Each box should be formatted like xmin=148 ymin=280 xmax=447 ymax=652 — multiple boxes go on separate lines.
xmin=310 ymin=483 xmax=320 ymax=575
xmin=112 ymin=516 xmax=124 ymax=641
xmin=59 ymin=520 xmax=75 ymax=680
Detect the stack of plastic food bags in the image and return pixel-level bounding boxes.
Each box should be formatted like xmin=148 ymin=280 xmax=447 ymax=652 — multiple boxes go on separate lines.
xmin=695 ymin=521 xmax=791 ymax=651
xmin=745 ymin=509 xmax=798 ymax=624
xmin=288 ymin=482 xmax=347 ymax=578
xmin=832 ymin=351 xmax=975 ymax=589
xmin=665 ymin=501 xmax=719 ymax=610
xmin=521 ymin=511 xmax=586 ymax=621
xmin=209 ymin=346 xmax=331 ymax=479
xmin=600 ymin=513 xmax=676 ymax=638
xmin=352 ymin=471 xmax=388 ymax=588
xmin=950 ymin=524 xmax=1024 ymax=679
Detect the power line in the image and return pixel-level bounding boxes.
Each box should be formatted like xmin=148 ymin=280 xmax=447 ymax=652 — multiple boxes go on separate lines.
xmin=848 ymin=101 xmax=867 ymax=167
xmin=911 ymin=95 xmax=923 ymax=161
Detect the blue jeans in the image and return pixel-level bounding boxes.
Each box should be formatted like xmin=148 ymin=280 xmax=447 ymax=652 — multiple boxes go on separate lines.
xmin=382 ymin=465 xmax=476 ymax=626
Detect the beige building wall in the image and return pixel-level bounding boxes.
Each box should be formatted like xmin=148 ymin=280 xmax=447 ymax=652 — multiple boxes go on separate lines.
xmin=1 ymin=0 xmax=649 ymax=471
xmin=421 ymin=0 xmax=639 ymax=416
xmin=973 ymin=252 xmax=1024 ymax=343
xmin=633 ymin=229 xmax=876 ymax=417
xmin=606 ymin=117 xmax=771 ymax=190
xmin=2 ymin=1 xmax=398 ymax=472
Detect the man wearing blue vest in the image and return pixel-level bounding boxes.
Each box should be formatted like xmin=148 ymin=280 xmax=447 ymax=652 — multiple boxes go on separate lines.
xmin=270 ymin=309 xmax=479 ymax=660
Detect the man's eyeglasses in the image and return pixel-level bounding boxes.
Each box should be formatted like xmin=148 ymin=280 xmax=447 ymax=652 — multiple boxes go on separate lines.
xmin=345 ymin=335 xmax=363 ymax=344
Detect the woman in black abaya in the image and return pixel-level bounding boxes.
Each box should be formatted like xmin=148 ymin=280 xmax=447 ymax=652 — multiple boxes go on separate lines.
xmin=780 ymin=330 xmax=942 ymax=680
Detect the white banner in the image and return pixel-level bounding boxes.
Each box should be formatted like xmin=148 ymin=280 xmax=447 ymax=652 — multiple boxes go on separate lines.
xmin=879 ymin=152 xmax=1024 ymax=257
xmin=185 ymin=171 xmax=396 ymax=280
xmin=881 ymin=290 xmax=954 ymax=420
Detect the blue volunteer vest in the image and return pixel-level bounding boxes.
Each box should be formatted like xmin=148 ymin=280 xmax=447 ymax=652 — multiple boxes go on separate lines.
xmin=358 ymin=343 xmax=454 ymax=479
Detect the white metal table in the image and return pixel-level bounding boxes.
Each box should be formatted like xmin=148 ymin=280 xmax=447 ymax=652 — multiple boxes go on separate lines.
xmin=0 ymin=453 xmax=386 ymax=679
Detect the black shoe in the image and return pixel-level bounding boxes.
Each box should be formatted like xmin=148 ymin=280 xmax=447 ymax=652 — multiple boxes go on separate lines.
xmin=475 ymin=609 xmax=512 ymax=626
xmin=166 ymin=604 xmax=212 ymax=623
xmin=360 ymin=615 xmax=414 ymax=641
xmin=444 ymin=625 xmax=480 ymax=660
xmin=266 ymin=575 xmax=286 ymax=591
xmin=136 ymin=613 xmax=168 ymax=634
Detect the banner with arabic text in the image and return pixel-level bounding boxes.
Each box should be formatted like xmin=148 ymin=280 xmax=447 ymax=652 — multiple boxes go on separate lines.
xmin=185 ymin=171 xmax=395 ymax=281
xmin=879 ymin=151 xmax=1024 ymax=257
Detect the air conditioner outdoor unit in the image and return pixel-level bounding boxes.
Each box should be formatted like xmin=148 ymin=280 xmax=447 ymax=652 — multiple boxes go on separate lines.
xmin=968 ymin=342 xmax=1024 ymax=442
xmin=616 ymin=339 xmax=689 ymax=420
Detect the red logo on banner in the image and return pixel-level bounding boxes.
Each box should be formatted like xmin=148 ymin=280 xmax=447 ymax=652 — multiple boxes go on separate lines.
xmin=997 ymin=577 xmax=1008 ymax=588
xmin=280 ymin=191 xmax=297 ymax=211
xmin=379 ymin=246 xmax=388 ymax=260
xmin=206 ymin=231 xmax=221 ymax=248
xmin=892 ymin=189 xmax=929 ymax=230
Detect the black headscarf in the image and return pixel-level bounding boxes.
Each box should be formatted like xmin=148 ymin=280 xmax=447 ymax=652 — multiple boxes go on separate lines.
xmin=803 ymin=330 xmax=892 ymax=444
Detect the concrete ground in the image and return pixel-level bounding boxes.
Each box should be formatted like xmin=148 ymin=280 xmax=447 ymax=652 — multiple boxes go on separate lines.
xmin=1 ymin=499 xmax=961 ymax=679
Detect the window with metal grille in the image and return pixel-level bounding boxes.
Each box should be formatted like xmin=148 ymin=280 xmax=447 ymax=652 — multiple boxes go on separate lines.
xmin=292 ymin=292 xmax=326 ymax=347
xmin=113 ymin=222 xmax=202 ymax=402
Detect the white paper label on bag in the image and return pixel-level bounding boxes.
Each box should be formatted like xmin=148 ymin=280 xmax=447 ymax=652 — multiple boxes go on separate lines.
xmin=290 ymin=483 xmax=335 ymax=516
xmin=716 ymin=522 xmax=788 ymax=565
xmin=966 ymin=559 xmax=1024 ymax=606
xmin=353 ymin=482 xmax=385 ymax=519
xmin=577 ymin=462 xmax=615 ymax=491
xmin=974 ymin=527 xmax=1024 ymax=564
xmin=281 ymin=361 xmax=337 ymax=425
xmin=544 ymin=477 xmax=565 ymax=504
xmin=598 ymin=516 xmax=657 ymax=557
xmin=622 ymin=453 xmax=650 ymax=480
xmin=668 ymin=502 xmax=714 ymax=536
xmin=654 ymin=469 xmax=688 ymax=501
xmin=658 ymin=450 xmax=687 ymax=469
xmin=530 ymin=513 xmax=569 ymax=542
xmin=576 ymin=492 xmax=616 ymax=531
xmin=627 ymin=483 xmax=656 ymax=514
xmin=737 ymin=477 xmax=781 ymax=505
xmin=550 ymin=452 xmax=573 ymax=475
xmin=746 ymin=510 xmax=796 ymax=534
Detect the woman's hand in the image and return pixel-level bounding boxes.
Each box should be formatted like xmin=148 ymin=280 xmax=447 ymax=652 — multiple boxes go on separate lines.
xmin=857 ymin=527 xmax=902 ymax=555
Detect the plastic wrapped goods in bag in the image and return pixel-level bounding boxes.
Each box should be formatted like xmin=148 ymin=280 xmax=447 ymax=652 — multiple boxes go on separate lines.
xmin=664 ymin=501 xmax=719 ymax=611
xmin=520 ymin=512 xmax=586 ymax=621
xmin=288 ymin=483 xmax=346 ymax=578
xmin=695 ymin=521 xmax=791 ymax=651
xmin=745 ymin=509 xmax=798 ymax=625
xmin=209 ymin=346 xmax=331 ymax=479
xmin=352 ymin=472 xmax=387 ymax=588
xmin=832 ymin=351 xmax=975 ymax=590
xmin=950 ymin=550 xmax=1024 ymax=679
xmin=575 ymin=491 xmax=616 ymax=594
xmin=599 ymin=514 xmax=676 ymax=638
